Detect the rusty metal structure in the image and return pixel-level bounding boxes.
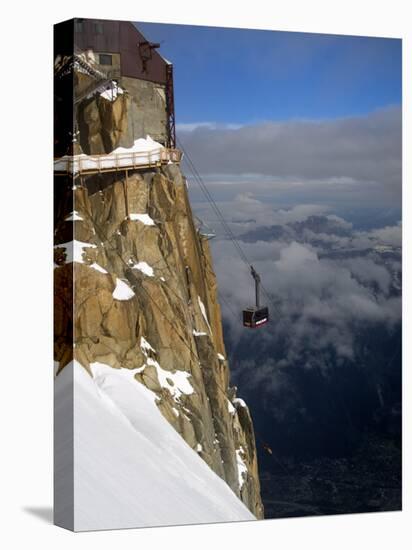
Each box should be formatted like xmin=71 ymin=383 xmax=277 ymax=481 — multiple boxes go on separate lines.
xmin=74 ymin=19 xmax=167 ymax=81
xmin=165 ymin=63 xmax=176 ymax=149
xmin=55 ymin=18 xmax=176 ymax=151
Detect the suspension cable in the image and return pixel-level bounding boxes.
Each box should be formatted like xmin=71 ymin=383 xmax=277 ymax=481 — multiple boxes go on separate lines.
xmin=177 ymin=136 xmax=282 ymax=317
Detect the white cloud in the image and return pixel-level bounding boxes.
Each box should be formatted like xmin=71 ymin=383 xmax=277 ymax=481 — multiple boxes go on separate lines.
xmin=182 ymin=106 xmax=401 ymax=210
xmin=177 ymin=122 xmax=243 ymax=132
xmin=209 ymin=208 xmax=401 ymax=370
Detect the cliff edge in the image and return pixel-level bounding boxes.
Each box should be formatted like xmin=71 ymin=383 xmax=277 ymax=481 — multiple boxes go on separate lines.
xmin=54 ymin=59 xmax=264 ymax=522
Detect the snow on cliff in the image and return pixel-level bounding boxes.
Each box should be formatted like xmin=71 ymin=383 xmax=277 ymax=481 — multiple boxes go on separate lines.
xmin=57 ymin=361 xmax=255 ymax=531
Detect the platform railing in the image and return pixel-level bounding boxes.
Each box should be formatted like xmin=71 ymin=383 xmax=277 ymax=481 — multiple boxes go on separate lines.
xmin=54 ymin=147 xmax=182 ymax=175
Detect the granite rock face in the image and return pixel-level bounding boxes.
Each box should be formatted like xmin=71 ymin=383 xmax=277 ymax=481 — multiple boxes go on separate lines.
xmin=54 ymin=67 xmax=264 ymax=518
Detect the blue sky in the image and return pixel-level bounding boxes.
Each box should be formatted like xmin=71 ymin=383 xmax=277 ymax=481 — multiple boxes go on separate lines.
xmin=137 ymin=22 xmax=401 ymax=125
xmin=136 ymin=22 xmax=401 ymax=220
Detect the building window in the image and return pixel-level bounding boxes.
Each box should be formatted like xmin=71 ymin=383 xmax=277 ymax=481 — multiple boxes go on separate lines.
xmin=94 ymin=22 xmax=104 ymax=34
xmin=99 ymin=54 xmax=112 ymax=66
xmin=74 ymin=20 xmax=83 ymax=32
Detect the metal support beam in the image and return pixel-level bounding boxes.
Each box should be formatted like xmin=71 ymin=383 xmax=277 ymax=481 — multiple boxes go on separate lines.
xmin=251 ymin=265 xmax=261 ymax=309
xmin=124 ymin=170 xmax=130 ymax=218
xmin=165 ymin=64 xmax=176 ymax=148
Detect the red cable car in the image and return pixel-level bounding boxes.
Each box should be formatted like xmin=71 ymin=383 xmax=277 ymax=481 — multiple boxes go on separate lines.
xmin=242 ymin=266 xmax=269 ymax=328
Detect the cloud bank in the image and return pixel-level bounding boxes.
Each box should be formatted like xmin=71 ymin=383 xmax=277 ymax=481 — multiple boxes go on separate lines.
xmin=181 ymin=106 xmax=401 ymax=210
xmin=180 ymin=107 xmax=401 ymax=408
xmin=209 ymin=210 xmax=401 ymax=382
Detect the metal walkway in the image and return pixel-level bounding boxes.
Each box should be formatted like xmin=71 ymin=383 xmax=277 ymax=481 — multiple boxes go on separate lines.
xmin=54 ymin=147 xmax=182 ymax=176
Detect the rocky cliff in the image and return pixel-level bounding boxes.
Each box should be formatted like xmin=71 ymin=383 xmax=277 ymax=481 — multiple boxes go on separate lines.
xmin=54 ymin=61 xmax=264 ymax=519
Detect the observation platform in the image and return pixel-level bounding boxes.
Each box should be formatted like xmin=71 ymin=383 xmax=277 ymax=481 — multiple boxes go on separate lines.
xmin=54 ymin=147 xmax=182 ymax=176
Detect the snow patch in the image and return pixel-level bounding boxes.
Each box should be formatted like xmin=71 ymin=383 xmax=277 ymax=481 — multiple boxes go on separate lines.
xmin=146 ymin=358 xmax=194 ymax=401
xmin=112 ymin=135 xmax=161 ymax=155
xmin=227 ymin=399 xmax=236 ymax=415
xmin=233 ymin=398 xmax=247 ymax=409
xmin=236 ymin=447 xmax=248 ymax=489
xmin=112 ymin=278 xmax=135 ymax=300
xmin=198 ymin=296 xmax=212 ymax=333
xmin=193 ymin=329 xmax=207 ymax=337
xmin=100 ymin=82 xmax=124 ymax=101
xmin=141 ymin=336 xmax=156 ymax=354
xmin=64 ymin=210 xmax=83 ymax=221
xmin=128 ymin=213 xmax=155 ymax=226
xmin=90 ymin=262 xmax=108 ymax=274
xmin=140 ymin=337 xmax=194 ymax=401
xmin=56 ymin=361 xmax=255 ymax=530
xmin=130 ymin=260 xmax=154 ymax=277
xmin=54 ymin=240 xmax=96 ymax=264
xmin=217 ymin=353 xmax=226 ymax=361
